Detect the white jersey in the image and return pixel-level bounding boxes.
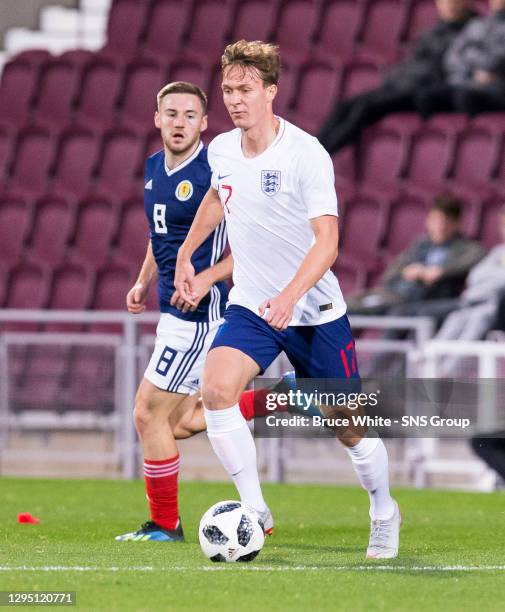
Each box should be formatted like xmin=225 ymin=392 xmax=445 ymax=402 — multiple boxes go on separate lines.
xmin=207 ymin=117 xmax=346 ymax=326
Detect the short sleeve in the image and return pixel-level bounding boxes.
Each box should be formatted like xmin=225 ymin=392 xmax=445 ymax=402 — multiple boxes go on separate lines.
xmin=298 ymin=140 xmax=339 ymax=219
xmin=207 ymin=138 xmax=219 ymax=191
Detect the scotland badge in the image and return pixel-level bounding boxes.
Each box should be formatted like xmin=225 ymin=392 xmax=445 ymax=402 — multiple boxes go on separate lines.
xmin=261 ymin=170 xmax=281 ymax=196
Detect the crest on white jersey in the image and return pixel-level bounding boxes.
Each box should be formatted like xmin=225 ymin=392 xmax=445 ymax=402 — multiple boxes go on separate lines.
xmin=145 ymin=179 xmax=153 ymax=190
xmin=261 ymin=170 xmax=281 ymax=196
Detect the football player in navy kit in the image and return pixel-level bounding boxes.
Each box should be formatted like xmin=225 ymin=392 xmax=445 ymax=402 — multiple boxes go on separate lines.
xmin=116 ymin=82 xmax=232 ymax=542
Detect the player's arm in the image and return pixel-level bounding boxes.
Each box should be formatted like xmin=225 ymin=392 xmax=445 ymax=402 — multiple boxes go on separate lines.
xmin=174 ymin=187 xmax=224 ymax=305
xmin=171 ymin=254 xmax=234 ymax=313
xmin=126 ymin=240 xmax=158 ymax=314
xmin=259 ymin=216 xmax=339 ymax=330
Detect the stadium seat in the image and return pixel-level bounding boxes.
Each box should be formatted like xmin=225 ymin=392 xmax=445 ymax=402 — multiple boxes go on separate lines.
xmin=448 ymin=127 xmax=499 ymax=193
xmin=32 ymin=59 xmax=81 ymax=129
xmin=314 ymin=0 xmax=364 ymax=60
xmin=358 ymin=125 xmax=407 ymax=189
xmin=427 ymin=113 xmax=468 ymax=135
xmin=100 ymin=0 xmax=149 ymax=63
xmin=472 ymin=112 xmax=505 ymax=132
xmin=339 ymin=193 xmax=387 ymax=261
xmin=70 ymin=196 xmax=118 ymax=267
xmin=0 ymin=128 xmax=12 ymax=182
xmin=51 ymin=127 xmax=98 ymax=199
xmin=207 ymin=67 xmax=236 ymax=133
xmin=59 ymin=49 xmax=95 ymax=68
xmin=404 ymin=0 xmax=440 ymax=43
xmin=118 ymin=60 xmax=164 ymax=132
xmin=273 ymin=64 xmax=298 ymax=116
xmin=75 ymin=59 xmax=123 ymax=131
xmin=26 ymin=195 xmax=74 ymax=266
xmin=60 ymin=346 xmax=115 ymax=412
xmin=332 ymin=146 xmax=357 ymax=185
xmin=183 ymin=0 xmax=234 ymax=64
xmin=291 ymin=61 xmax=341 ymax=134
xmin=4 ymin=262 xmax=50 ymax=331
xmin=167 ymin=59 xmax=213 ymax=92
xmin=94 ymin=129 xmax=143 ymax=199
xmin=46 ymin=262 xmax=95 ymax=332
xmin=144 ymin=128 xmax=163 ymax=160
xmin=113 ymin=197 xmax=150 ymax=267
xmin=358 ymin=0 xmax=406 ymax=62
xmin=13 ymin=49 xmax=52 ymax=67
xmin=339 ymin=58 xmax=382 ymax=99
xmin=331 ymin=260 xmax=368 ymax=295
xmin=8 ymin=126 xmax=55 ymax=197
xmin=479 ymin=196 xmax=505 ymax=248
xmin=275 ymin=0 xmax=321 ymax=66
xmin=0 ymin=262 xmax=8 ymax=307
xmin=13 ymin=345 xmax=68 ymax=412
xmin=0 ymin=60 xmax=38 ymax=131
xmin=142 ymin=0 xmax=191 ymax=61
xmin=384 ymin=194 xmax=428 ymax=256
xmin=0 ymin=195 xmax=31 ymax=267
xmin=231 ymin=0 xmax=280 ymax=42
xmin=90 ymin=262 xmax=134 ymax=332
xmin=494 ymin=137 xmax=505 ymax=188
xmin=404 ymin=126 xmax=453 ymax=195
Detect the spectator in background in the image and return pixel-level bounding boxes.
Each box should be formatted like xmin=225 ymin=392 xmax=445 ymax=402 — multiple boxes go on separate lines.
xmin=318 ymin=0 xmax=475 ymax=153
xmin=347 ymin=195 xmax=484 ymax=321
xmin=415 ymin=0 xmax=505 ymax=116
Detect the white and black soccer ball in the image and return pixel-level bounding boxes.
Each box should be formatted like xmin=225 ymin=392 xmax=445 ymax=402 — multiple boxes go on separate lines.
xmin=198 ymin=500 xmax=265 ymax=563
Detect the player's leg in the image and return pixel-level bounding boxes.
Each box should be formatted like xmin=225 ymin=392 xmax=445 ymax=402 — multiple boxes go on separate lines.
xmin=285 ymin=315 xmax=400 ymax=558
xmin=201 ymin=305 xmax=283 ymax=532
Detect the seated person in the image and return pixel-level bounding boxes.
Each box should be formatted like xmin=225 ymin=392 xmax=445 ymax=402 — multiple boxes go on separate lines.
xmin=347 ymin=195 xmax=484 ymax=324
xmin=318 ymin=0 xmax=475 ymax=153
xmin=415 ymin=0 xmax=505 ymax=116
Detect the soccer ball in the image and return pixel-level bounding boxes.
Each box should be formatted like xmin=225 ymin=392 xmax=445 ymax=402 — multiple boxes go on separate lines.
xmin=198 ymin=500 xmax=265 ymax=563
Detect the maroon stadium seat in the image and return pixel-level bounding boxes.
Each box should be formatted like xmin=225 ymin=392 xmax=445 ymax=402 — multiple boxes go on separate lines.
xmin=448 ymin=127 xmax=499 ymax=192
xmin=9 ymin=126 xmax=55 ymax=196
xmin=13 ymin=49 xmax=52 ymax=67
xmin=479 ymin=197 xmax=505 ymax=248
xmin=404 ymin=0 xmax=440 ymax=43
xmin=231 ymin=0 xmax=280 ymax=42
xmin=119 ymin=60 xmax=164 ymax=132
xmin=275 ymin=0 xmax=321 ymax=66
xmin=70 ymin=196 xmax=118 ymax=266
xmin=144 ymin=128 xmax=163 ymax=160
xmin=32 ymin=59 xmax=81 ymax=129
xmin=273 ymin=64 xmax=298 ymax=116
xmin=26 ymin=195 xmax=74 ymax=266
xmin=114 ymin=198 xmax=150 ymax=266
xmin=404 ymin=126 xmax=453 ymax=194
xmin=0 ymin=195 xmax=31 ymax=267
xmin=59 ymin=49 xmax=95 ymax=68
xmin=340 ymin=58 xmax=382 ymax=98
xmin=494 ymin=137 xmax=505 ymax=188
xmin=359 ymin=0 xmax=406 ymax=61
xmin=51 ymin=127 xmax=98 ymax=199
xmin=331 ymin=260 xmax=368 ymax=295
xmin=0 ymin=262 xmax=8 ymax=307
xmin=339 ymin=193 xmax=387 ymax=261
xmin=385 ymin=194 xmax=428 ymax=257
xmin=332 ymin=147 xmax=357 ymax=184
xmin=75 ymin=60 xmax=123 ymax=131
xmin=13 ymin=346 xmax=68 ymax=412
xmin=90 ymin=261 xmax=134 ymax=332
xmin=291 ymin=62 xmax=341 ymax=134
xmin=0 ymin=60 xmax=38 ymax=131
xmin=101 ymin=0 xmax=149 ymax=62
xmin=184 ymin=0 xmax=234 ymax=63
xmin=359 ymin=125 xmax=407 ymax=189
xmin=142 ymin=0 xmax=190 ymax=61
xmin=314 ymin=0 xmax=363 ymax=60
xmin=0 ymin=128 xmax=13 ymax=182
xmin=167 ymin=59 xmax=212 ymax=92
xmin=427 ymin=112 xmax=468 ymax=135
xmin=4 ymin=261 xmax=50 ymax=311
xmin=95 ymin=129 xmax=142 ymax=199
xmin=207 ymin=67 xmax=236 ymax=133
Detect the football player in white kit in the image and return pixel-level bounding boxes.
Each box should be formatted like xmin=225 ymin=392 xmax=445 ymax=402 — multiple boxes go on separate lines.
xmin=175 ymin=41 xmax=402 ymax=558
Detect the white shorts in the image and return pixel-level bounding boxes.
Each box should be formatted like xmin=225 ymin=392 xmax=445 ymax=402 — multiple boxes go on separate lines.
xmin=144 ymin=312 xmax=223 ymax=394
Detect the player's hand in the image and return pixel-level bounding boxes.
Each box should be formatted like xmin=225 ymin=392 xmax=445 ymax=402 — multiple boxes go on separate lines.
xmin=421 ymin=265 xmax=443 ymax=285
xmin=126 ymin=282 xmax=149 ymax=314
xmin=174 ymin=255 xmax=197 ymax=306
xmin=171 ymin=270 xmax=213 ymax=313
xmin=402 ymin=263 xmax=424 ymax=281
xmin=258 ymin=291 xmax=296 ymax=331
xmin=474 ymin=69 xmax=497 ymax=85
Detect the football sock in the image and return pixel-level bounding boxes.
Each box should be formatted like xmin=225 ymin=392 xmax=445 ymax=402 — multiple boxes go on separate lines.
xmin=205 ymin=404 xmax=267 ymax=513
xmin=238 ymin=388 xmax=286 ymax=420
xmin=144 ymin=454 xmax=180 ymax=530
xmin=345 ymin=438 xmax=395 ymax=520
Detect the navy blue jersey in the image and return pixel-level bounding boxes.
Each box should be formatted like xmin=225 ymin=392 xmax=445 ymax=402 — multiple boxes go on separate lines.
xmin=144 ymin=143 xmax=228 ymax=322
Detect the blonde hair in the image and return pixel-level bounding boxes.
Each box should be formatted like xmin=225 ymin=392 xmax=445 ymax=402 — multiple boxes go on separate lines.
xmin=156 ymin=81 xmax=207 ymax=112
xmin=221 ymin=40 xmax=280 ymax=86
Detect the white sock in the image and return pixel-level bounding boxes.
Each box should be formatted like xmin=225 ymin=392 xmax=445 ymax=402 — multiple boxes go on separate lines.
xmin=346 ymin=437 xmax=395 ymax=520
xmin=204 ymin=404 xmax=267 ymax=513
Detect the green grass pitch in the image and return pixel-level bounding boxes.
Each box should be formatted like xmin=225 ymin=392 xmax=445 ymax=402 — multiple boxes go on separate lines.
xmin=1 ymin=478 xmax=505 ymax=611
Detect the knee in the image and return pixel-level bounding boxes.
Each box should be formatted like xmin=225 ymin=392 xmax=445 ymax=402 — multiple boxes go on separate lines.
xmin=133 ymin=390 xmax=155 ymax=436
xmin=202 ymin=379 xmax=239 ymax=409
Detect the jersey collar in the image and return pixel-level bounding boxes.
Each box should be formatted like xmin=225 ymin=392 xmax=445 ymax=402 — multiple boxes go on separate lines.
xmin=164 ymin=141 xmax=203 ymax=177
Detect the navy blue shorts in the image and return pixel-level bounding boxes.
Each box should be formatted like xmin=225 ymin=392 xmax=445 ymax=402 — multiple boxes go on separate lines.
xmin=209 ymin=305 xmax=360 ymax=381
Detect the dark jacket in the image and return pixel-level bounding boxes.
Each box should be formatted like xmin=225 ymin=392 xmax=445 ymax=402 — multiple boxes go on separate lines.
xmin=382 ymin=234 xmax=485 ymax=301
xmin=384 ymin=10 xmax=476 ymax=91
xmin=445 ymin=9 xmax=505 ymax=89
